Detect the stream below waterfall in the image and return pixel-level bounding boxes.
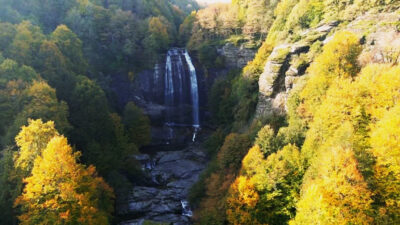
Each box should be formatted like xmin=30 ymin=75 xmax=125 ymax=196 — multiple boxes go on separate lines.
xmin=118 ymin=142 xmax=207 ymax=225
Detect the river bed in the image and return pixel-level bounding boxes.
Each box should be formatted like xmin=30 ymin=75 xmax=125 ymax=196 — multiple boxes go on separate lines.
xmin=117 ymin=142 xmax=207 ymax=225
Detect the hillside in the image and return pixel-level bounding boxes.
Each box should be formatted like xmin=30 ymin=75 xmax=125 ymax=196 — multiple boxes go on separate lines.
xmin=184 ymin=1 xmax=400 ymax=224
xmin=0 ymin=1 xmax=198 ymax=224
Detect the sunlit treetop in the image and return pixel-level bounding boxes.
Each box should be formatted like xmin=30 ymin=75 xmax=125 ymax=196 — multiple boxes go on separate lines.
xmin=14 ymin=119 xmax=59 ymax=174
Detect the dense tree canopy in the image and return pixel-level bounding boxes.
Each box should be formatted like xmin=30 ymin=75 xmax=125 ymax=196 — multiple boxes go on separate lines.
xmin=0 ymin=0 xmax=161 ymax=223
xmin=190 ymin=0 xmax=400 ymax=220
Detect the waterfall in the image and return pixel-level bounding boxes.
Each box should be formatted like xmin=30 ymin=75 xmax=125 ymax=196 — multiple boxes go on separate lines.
xmin=183 ymin=50 xmax=200 ymax=128
xmin=163 ymin=48 xmax=200 ymax=142
xmin=164 ymin=50 xmax=174 ymax=124
xmin=177 ymin=54 xmax=185 ymax=107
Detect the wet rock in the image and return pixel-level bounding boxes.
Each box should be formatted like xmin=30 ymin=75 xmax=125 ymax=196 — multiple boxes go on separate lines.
xmin=129 ymin=200 xmax=154 ymax=213
xmin=118 ymin=144 xmax=207 ymax=225
xmin=152 ymin=214 xmax=190 ymax=225
xmin=167 ymin=179 xmax=198 ymax=192
xmin=150 ymin=200 xmax=182 ymax=215
xmin=120 ymin=219 xmax=146 ymax=225
xmin=134 ymin=154 xmax=151 ymax=162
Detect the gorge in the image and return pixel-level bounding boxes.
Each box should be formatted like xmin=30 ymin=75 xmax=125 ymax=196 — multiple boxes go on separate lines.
xmin=116 ymin=48 xmax=207 ymax=225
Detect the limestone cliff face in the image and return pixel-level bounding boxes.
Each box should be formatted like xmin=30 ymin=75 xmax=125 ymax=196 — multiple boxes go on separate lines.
xmin=255 ymin=11 xmax=400 ymax=118
xmin=217 ymin=43 xmax=256 ymax=69
xmin=256 ymin=21 xmax=339 ymax=117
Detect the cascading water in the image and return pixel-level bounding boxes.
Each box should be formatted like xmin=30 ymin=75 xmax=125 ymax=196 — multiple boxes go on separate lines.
xmin=184 ymin=50 xmax=200 ymax=142
xmin=177 ymin=54 xmax=185 ymax=107
xmin=183 ymin=50 xmax=200 ymax=128
xmin=163 ymin=48 xmax=200 ymax=142
xmin=164 ymin=51 xmax=174 ymax=124
xmin=181 ymin=200 xmax=193 ymax=217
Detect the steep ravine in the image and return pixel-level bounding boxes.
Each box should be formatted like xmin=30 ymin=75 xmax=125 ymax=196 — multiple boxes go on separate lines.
xmin=115 ymin=48 xmax=209 ymax=225
xmin=112 ymin=43 xmax=256 ymax=224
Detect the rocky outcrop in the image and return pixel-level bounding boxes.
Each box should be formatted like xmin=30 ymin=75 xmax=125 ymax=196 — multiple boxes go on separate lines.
xmin=217 ymin=43 xmax=256 ymax=68
xmin=345 ymin=11 xmax=400 ymax=65
xmin=117 ymin=144 xmax=207 ymax=225
xmin=255 ymin=21 xmax=339 ymax=118
xmin=256 ymin=10 xmax=400 ymax=118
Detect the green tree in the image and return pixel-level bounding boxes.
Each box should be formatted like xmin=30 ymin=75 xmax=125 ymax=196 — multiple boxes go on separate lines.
xmin=69 ymin=76 xmax=113 ymax=148
xmin=123 ymin=102 xmax=151 ymax=148
xmin=9 ymin=21 xmax=45 ymax=67
xmin=145 ymin=17 xmax=171 ymax=53
xmin=50 ymin=25 xmax=87 ymax=75
xmin=0 ymin=147 xmax=20 ymax=225
xmin=255 ymin=125 xmax=279 ymax=155
xmin=8 ymin=81 xmax=70 ymax=142
xmin=36 ymin=39 xmax=78 ymax=101
xmin=31 ymin=0 xmax=77 ymax=32
xmin=370 ymin=105 xmax=400 ymax=223
xmin=217 ymin=133 xmax=252 ymax=170
xmin=0 ymin=22 xmax=16 ymax=54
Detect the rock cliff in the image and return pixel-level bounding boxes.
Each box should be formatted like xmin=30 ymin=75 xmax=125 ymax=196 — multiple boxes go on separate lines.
xmin=217 ymin=43 xmax=256 ymax=69
xmin=256 ymin=11 xmax=400 ymax=118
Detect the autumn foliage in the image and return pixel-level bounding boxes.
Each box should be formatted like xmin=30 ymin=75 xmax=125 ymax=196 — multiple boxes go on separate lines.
xmin=8 ymin=119 xmax=114 ymax=224
xmin=15 ymin=135 xmax=114 ymax=225
xmin=196 ymin=27 xmax=400 ymax=225
xmin=14 ymin=119 xmax=59 ymax=175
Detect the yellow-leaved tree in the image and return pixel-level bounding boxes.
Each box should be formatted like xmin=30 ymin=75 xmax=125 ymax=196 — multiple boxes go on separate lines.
xmin=299 ymin=31 xmax=362 ymax=120
xmin=370 ymin=105 xmax=400 ymax=223
xmin=15 ymin=136 xmax=114 ymax=225
xmin=227 ymin=144 xmax=305 ymax=225
xmin=14 ymin=119 xmax=59 ymax=175
xmin=291 ymin=146 xmax=373 ymax=225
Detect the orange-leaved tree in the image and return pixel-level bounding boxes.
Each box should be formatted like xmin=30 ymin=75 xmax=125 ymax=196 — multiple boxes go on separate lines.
xmin=226 ymin=176 xmax=261 ymax=225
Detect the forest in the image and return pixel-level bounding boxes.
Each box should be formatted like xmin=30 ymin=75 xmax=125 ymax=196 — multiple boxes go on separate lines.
xmin=1 ymin=0 xmax=400 ymax=225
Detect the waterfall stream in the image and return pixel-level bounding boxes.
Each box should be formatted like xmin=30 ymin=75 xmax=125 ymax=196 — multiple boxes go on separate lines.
xmin=164 ymin=51 xmax=174 ymax=124
xmin=183 ymin=50 xmax=200 ymax=128
xmin=164 ymin=48 xmax=201 ymax=142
